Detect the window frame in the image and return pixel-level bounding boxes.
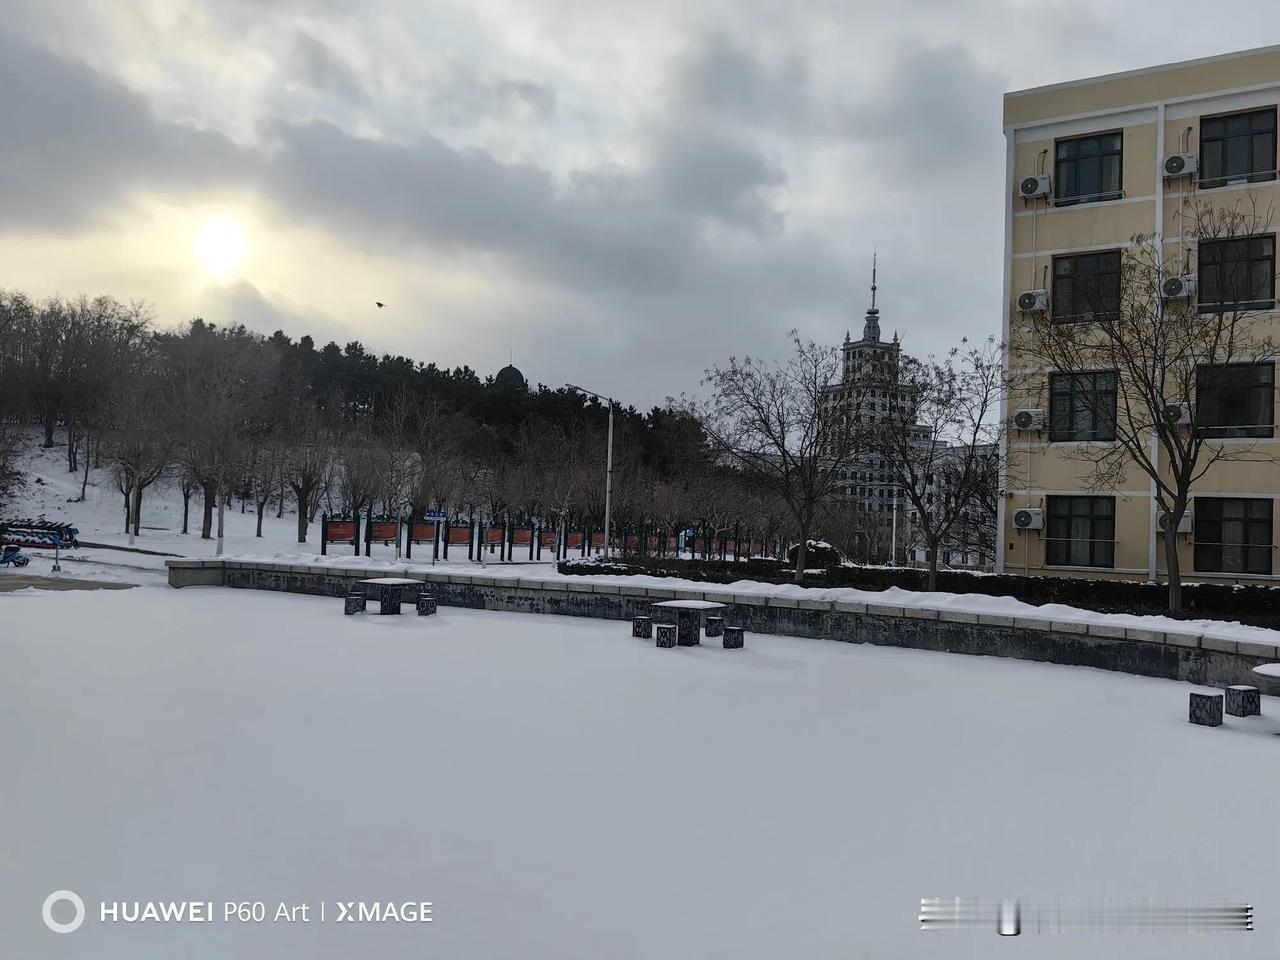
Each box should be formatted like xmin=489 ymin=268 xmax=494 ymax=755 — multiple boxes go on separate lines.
xmin=1195 ymin=361 xmax=1275 ymax=439
xmin=1053 ymin=131 xmax=1124 ymax=207
xmin=1193 ymin=496 xmax=1273 ymax=575
xmin=1197 ymin=235 xmax=1276 ymax=313
xmin=1198 ymin=107 xmax=1278 ymax=189
xmin=1048 ymin=370 xmax=1118 ymax=442
xmin=1045 ymin=495 xmax=1115 ymax=568
xmin=1051 ymin=250 xmax=1122 ymax=323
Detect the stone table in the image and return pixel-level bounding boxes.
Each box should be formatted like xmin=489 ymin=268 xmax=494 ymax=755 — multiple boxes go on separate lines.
xmin=651 ymin=599 xmax=727 ymax=646
xmin=357 ymin=577 xmax=425 ymax=615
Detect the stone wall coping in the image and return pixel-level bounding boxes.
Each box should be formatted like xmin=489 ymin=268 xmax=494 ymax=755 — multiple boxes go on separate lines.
xmin=797 ymin=598 xmax=832 ymax=611
xmin=732 ymin=593 xmax=769 ymax=607
xmin=1124 ymin=627 xmax=1164 ymax=644
xmin=1201 ymin=635 xmax=1238 ymax=654
xmin=1084 ymin=622 xmax=1124 ymax=638
xmin=590 ymin=583 xmax=621 ymax=594
xmin=937 ymin=610 xmax=979 ymax=624
xmin=1164 ymin=631 xmax=1200 ymax=649
xmin=767 ymin=596 xmax=800 ymax=609
xmin=1237 ymin=639 xmax=1277 ymax=659
xmin=902 ymin=606 xmax=939 ymax=621
xmin=866 ymin=604 xmax=905 ymax=618
xmin=976 ymin=613 xmax=1016 ymax=628
xmin=833 ymin=600 xmax=867 ymax=614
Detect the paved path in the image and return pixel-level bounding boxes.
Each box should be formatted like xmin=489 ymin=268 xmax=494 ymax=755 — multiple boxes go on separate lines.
xmin=0 ymin=573 xmax=136 ymax=593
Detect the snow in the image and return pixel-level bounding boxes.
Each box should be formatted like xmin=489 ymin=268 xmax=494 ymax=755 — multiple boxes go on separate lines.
xmin=2 ymin=586 xmax=1277 ymax=958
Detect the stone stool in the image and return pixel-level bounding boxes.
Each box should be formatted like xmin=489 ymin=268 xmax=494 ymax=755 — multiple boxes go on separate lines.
xmin=675 ymin=609 xmax=701 ymax=646
xmin=656 ymin=624 xmax=677 ymax=648
xmin=416 ymin=592 xmax=437 ymax=616
xmin=1225 ymin=685 xmax=1260 ymax=717
xmin=722 ymin=625 xmax=745 ymax=649
xmin=1189 ymin=692 xmax=1223 ymax=727
xmin=632 ymin=616 xmax=653 ymax=638
xmin=344 ymin=587 xmax=366 ymax=615
xmin=705 ymin=616 xmax=724 ymax=638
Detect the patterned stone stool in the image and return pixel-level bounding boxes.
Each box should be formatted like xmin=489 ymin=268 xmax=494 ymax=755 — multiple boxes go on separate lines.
xmin=344 ymin=587 xmax=366 ymax=615
xmin=632 ymin=616 xmax=653 ymax=638
xmin=1225 ymin=685 xmax=1261 ymax=717
xmin=705 ymin=616 xmax=724 ymax=638
xmin=655 ymin=624 xmax=677 ymax=648
xmin=722 ymin=625 xmax=745 ymax=649
xmin=416 ymin=592 xmax=437 ymax=616
xmin=1189 ymin=692 xmax=1223 ymax=727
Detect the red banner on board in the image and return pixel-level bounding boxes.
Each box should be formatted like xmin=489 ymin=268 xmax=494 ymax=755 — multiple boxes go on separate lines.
xmin=325 ymin=521 xmax=356 ymax=542
xmin=409 ymin=522 xmax=437 ymax=543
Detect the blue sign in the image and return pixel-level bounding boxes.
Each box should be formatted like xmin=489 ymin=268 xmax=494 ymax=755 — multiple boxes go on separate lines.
xmin=423 ymin=510 xmax=448 ymax=520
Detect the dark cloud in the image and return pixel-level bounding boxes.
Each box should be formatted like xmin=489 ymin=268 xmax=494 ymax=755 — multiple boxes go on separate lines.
xmin=291 ymin=31 xmax=369 ymax=104
xmin=676 ymin=33 xmax=812 ymax=131
xmin=429 ymin=69 xmax=558 ymax=126
xmin=0 ymin=30 xmax=243 ymax=228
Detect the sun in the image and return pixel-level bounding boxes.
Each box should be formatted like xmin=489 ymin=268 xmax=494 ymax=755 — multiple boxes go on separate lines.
xmin=192 ymin=215 xmax=250 ymax=278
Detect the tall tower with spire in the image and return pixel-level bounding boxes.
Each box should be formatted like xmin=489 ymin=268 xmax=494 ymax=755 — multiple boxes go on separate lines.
xmin=838 ymin=253 xmax=898 ymax=384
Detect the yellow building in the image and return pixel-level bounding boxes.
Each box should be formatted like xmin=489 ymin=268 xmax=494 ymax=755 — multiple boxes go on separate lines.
xmin=999 ymin=45 xmax=1280 ymax=583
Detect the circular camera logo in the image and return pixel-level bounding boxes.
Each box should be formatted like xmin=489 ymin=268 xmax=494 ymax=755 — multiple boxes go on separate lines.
xmin=42 ymin=890 xmax=85 ymax=934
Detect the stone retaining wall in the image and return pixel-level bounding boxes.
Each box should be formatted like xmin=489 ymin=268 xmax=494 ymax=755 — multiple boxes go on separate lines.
xmin=166 ymin=558 xmax=1277 ymax=690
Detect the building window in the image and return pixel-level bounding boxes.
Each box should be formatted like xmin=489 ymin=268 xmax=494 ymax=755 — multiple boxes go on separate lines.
xmin=1198 ymin=236 xmax=1276 ymax=312
xmin=1196 ymin=362 xmax=1274 ymax=438
xmin=1199 ymin=108 xmax=1277 ymax=189
xmin=1194 ymin=497 xmax=1273 ymax=575
xmin=1049 ymin=371 xmax=1117 ymax=441
xmin=1054 ymin=132 xmax=1122 ymax=205
xmin=1045 ymin=496 xmax=1114 ymax=567
xmin=1052 ymin=251 xmax=1121 ymax=322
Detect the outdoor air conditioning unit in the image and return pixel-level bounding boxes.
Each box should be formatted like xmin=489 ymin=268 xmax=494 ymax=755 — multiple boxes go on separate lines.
xmin=1019 ymin=174 xmax=1051 ymax=200
xmin=1017 ymin=289 xmax=1048 ymax=313
xmin=1164 ymin=402 xmax=1193 ymax=426
xmin=1013 ymin=508 xmax=1044 ymax=530
xmin=1013 ymin=408 xmax=1045 ymax=431
xmin=1162 ymin=275 xmax=1196 ymax=299
xmin=1163 ymin=153 xmax=1198 ymax=178
xmin=1158 ymin=510 xmax=1194 ymax=535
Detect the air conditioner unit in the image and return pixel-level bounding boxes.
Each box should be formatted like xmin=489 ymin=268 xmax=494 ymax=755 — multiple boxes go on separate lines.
xmin=1017 ymin=289 xmax=1048 ymax=313
xmin=1163 ymin=153 xmax=1198 ymax=178
xmin=1013 ymin=408 xmax=1045 ymax=431
xmin=1164 ymin=402 xmax=1193 ymax=426
xmin=1158 ymin=510 xmax=1193 ymax=534
xmin=1162 ymin=275 xmax=1196 ymax=299
xmin=1013 ymin=508 xmax=1044 ymax=530
xmin=1019 ymin=174 xmax=1051 ymax=200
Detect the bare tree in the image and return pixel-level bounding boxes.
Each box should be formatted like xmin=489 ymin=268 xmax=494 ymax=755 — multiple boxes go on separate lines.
xmin=1012 ymin=195 xmax=1277 ymax=611
xmin=694 ymin=333 xmax=868 ymax=581
xmin=281 ymin=405 xmax=335 ymax=544
xmin=871 ymin=337 xmax=1004 ymax=590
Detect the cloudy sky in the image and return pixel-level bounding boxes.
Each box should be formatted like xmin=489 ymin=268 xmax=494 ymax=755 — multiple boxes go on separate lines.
xmin=2 ymin=1 xmax=1278 ymax=407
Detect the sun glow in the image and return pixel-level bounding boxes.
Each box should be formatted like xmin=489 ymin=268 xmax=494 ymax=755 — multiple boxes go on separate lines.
xmin=191 ymin=215 xmax=250 ymax=278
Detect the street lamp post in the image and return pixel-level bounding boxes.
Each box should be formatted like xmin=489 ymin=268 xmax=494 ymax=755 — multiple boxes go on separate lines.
xmin=566 ymin=383 xmax=614 ymax=559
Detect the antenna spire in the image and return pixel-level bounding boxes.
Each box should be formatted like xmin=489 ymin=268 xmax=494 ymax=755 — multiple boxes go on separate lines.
xmin=870 ymin=248 xmax=877 ymax=311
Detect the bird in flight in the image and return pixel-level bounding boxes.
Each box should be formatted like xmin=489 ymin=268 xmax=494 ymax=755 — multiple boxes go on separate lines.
xmin=375 ymin=301 xmax=385 ymax=308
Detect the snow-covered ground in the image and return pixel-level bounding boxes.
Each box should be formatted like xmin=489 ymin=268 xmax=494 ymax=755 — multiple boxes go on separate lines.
xmin=2 ymin=586 xmax=1276 ymax=958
